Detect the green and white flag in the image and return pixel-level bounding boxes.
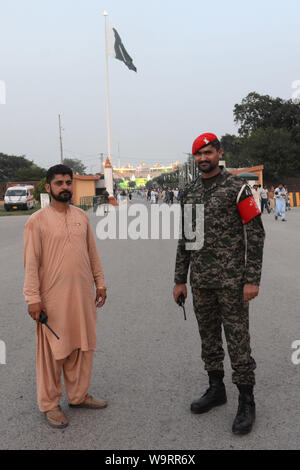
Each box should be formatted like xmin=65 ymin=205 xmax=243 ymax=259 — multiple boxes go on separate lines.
xmin=106 ymin=22 xmax=137 ymax=72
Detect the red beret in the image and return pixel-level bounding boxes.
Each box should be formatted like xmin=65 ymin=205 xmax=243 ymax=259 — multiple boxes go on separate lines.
xmin=192 ymin=133 xmax=218 ymax=155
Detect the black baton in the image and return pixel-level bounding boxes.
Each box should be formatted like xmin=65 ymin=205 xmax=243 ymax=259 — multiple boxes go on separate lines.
xmin=39 ymin=311 xmax=60 ymax=340
xmin=177 ymin=294 xmax=187 ymax=321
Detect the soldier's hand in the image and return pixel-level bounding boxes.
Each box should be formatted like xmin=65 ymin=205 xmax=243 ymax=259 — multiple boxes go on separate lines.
xmin=173 ymin=284 xmax=187 ymax=303
xmin=243 ymin=284 xmax=259 ymax=302
xmin=28 ymin=303 xmax=43 ymax=321
xmin=95 ymin=288 xmax=107 ymax=308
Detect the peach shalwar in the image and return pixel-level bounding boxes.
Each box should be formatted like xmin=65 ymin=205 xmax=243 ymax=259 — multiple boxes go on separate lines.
xmin=23 ymin=204 xmax=104 ymax=412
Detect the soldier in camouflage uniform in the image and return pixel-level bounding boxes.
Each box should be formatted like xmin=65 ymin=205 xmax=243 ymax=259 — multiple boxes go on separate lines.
xmin=173 ymin=133 xmax=265 ymax=435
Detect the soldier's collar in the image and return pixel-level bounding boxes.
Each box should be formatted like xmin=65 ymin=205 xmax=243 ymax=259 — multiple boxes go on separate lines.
xmin=198 ymin=166 xmax=228 ymax=188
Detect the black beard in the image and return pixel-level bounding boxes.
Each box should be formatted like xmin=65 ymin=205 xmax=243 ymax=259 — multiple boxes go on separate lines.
xmin=50 ymin=187 xmax=72 ymax=202
xmin=197 ymin=161 xmax=218 ymax=174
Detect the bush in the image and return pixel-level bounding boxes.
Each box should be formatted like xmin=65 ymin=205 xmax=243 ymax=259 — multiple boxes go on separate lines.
xmin=33 ymin=177 xmax=47 ymax=202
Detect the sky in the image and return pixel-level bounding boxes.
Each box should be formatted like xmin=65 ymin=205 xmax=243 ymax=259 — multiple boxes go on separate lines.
xmin=1 ymin=0 xmax=300 ymax=172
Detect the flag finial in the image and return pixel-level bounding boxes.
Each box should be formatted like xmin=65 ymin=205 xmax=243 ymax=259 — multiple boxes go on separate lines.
xmin=103 ymin=10 xmax=108 ymax=16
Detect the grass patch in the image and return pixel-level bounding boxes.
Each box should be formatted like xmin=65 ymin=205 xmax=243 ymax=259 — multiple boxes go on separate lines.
xmin=0 ymin=203 xmax=90 ymax=216
xmin=0 ymin=204 xmax=41 ymax=217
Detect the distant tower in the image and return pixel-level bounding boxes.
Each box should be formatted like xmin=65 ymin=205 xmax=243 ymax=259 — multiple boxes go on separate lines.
xmin=104 ymin=157 xmax=118 ymax=205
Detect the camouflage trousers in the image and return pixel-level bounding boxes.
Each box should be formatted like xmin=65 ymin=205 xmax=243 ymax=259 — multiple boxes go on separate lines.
xmin=192 ymin=286 xmax=256 ymax=386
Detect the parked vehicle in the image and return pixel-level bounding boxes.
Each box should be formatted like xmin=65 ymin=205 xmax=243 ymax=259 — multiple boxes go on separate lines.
xmin=4 ymin=185 xmax=35 ymax=211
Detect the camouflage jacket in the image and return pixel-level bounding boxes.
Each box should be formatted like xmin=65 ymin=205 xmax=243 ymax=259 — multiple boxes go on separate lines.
xmin=174 ymin=168 xmax=265 ymax=288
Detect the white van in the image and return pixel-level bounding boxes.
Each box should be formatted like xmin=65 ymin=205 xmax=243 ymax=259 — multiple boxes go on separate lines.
xmin=4 ymin=185 xmax=36 ymax=211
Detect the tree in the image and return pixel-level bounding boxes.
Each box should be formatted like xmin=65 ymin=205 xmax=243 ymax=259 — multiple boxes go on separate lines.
xmin=234 ymin=91 xmax=300 ymax=137
xmin=62 ymin=158 xmax=86 ymax=175
xmin=230 ymin=92 xmax=300 ymax=179
xmin=220 ymin=134 xmax=255 ymax=168
xmin=0 ymin=153 xmax=33 ymax=181
xmin=15 ymin=165 xmax=46 ymax=181
xmin=0 ymin=153 xmax=46 ymax=181
xmin=33 ymin=177 xmax=47 ymax=202
xmin=239 ymin=127 xmax=300 ymax=180
xmin=221 ymin=134 xmax=240 ymax=167
xmin=148 ymin=168 xmax=181 ymax=188
xmin=173 ymin=92 xmax=300 ymax=182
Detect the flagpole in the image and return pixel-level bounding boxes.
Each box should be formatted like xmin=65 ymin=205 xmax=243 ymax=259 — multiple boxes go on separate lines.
xmin=58 ymin=114 xmax=64 ymax=164
xmin=103 ymin=10 xmax=112 ymax=163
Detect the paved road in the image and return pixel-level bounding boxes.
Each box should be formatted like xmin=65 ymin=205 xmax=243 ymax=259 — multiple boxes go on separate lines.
xmin=0 ymin=202 xmax=300 ymax=450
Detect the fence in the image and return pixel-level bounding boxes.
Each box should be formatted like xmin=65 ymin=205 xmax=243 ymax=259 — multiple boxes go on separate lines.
xmin=79 ymin=196 xmax=93 ymax=211
xmin=79 ymin=195 xmax=109 ymax=212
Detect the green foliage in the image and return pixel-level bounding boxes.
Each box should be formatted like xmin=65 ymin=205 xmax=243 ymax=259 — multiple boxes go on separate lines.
xmin=0 ymin=153 xmax=46 ymax=181
xmin=0 ymin=153 xmax=36 ymax=181
xmin=234 ymin=91 xmax=300 ymax=138
xmin=220 ymin=92 xmax=300 ymax=179
xmin=221 ymin=134 xmax=246 ymax=168
xmin=33 ymin=177 xmax=47 ymax=202
xmin=15 ymin=165 xmax=46 ymax=181
xmin=147 ymin=168 xmax=180 ymax=188
xmin=63 ymin=158 xmax=86 ymax=175
xmin=239 ymin=127 xmax=300 ymax=180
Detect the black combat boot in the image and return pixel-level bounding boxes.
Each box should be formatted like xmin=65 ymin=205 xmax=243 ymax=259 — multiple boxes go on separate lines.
xmin=191 ymin=371 xmax=227 ymax=414
xmin=232 ymin=384 xmax=256 ymax=435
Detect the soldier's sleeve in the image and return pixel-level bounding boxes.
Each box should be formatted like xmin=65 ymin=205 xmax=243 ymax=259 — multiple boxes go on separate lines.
xmin=174 ymin=191 xmax=191 ymax=284
xmin=237 ymin=184 xmax=265 ymax=286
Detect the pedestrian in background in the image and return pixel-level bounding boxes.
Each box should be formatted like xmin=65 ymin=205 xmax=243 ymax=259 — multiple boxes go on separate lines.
xmin=150 ymin=189 xmax=157 ymax=204
xmin=275 ymin=184 xmax=287 ymax=221
xmin=260 ymin=186 xmax=270 ymax=214
xmin=268 ymin=186 xmax=275 ymax=213
xmin=284 ymin=186 xmax=291 ymax=211
xmin=165 ymin=190 xmax=170 ymax=204
xmin=178 ymin=188 xmax=184 ymax=203
xmin=252 ymin=184 xmax=261 ymax=210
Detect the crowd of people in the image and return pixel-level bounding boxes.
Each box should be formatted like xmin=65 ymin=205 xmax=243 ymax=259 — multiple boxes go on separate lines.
xmin=251 ymin=183 xmax=291 ymax=221
xmin=115 ymin=183 xmax=291 ymax=222
xmin=146 ymin=188 xmax=184 ymax=204
xmin=115 ymin=188 xmax=184 ymax=204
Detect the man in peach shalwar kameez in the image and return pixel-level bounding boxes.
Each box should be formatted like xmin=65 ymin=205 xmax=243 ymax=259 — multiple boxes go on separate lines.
xmin=23 ymin=164 xmax=107 ymax=428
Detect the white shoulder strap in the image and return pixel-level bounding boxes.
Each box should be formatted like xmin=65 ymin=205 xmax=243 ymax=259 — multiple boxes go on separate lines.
xmin=236 ymin=184 xmax=247 ymax=204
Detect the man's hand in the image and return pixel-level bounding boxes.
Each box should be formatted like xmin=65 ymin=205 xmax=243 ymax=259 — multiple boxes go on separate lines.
xmin=28 ymin=303 xmax=43 ymax=321
xmin=173 ymin=284 xmax=187 ymax=303
xmin=243 ymin=284 xmax=259 ymax=302
xmin=95 ymin=288 xmax=107 ymax=308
